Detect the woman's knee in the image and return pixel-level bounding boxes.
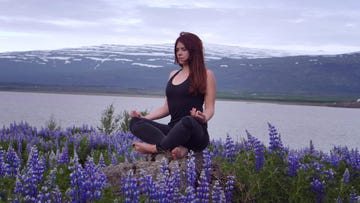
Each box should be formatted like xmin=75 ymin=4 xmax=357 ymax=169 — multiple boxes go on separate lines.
xmin=129 ymin=117 xmax=142 ymax=132
xmin=180 ymin=116 xmax=197 ymax=129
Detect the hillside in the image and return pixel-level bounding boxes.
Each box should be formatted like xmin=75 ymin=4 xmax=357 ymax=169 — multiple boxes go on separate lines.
xmin=0 ymin=44 xmax=360 ymax=103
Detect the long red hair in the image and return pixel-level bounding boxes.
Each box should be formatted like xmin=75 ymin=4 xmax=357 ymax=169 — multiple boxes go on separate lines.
xmin=174 ymin=32 xmax=207 ymax=95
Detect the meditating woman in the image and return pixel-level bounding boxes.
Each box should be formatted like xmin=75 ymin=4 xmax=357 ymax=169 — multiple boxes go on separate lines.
xmin=129 ymin=32 xmax=216 ymax=159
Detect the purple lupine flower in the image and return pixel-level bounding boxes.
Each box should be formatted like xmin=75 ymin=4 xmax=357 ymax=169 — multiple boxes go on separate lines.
xmin=312 ymin=160 xmax=335 ymax=181
xmin=98 ymin=153 xmax=107 ymax=168
xmin=186 ymin=151 xmax=197 ymax=188
xmin=268 ymin=123 xmax=284 ymax=153
xmin=107 ymin=141 xmax=113 ymax=158
xmin=22 ymin=171 xmax=38 ymax=201
xmin=67 ymin=152 xmax=86 ymax=202
xmin=203 ymin=148 xmax=212 ymax=181
xmin=184 ymin=186 xmax=197 ymax=203
xmin=87 ymin=131 xmax=107 ymax=149
xmin=225 ymin=135 xmax=236 ymax=163
xmin=114 ymin=131 xmax=138 ymax=160
xmin=288 ymin=151 xmax=300 ymax=177
xmin=254 ymin=139 xmax=265 ymax=171
xmin=245 ymin=130 xmax=256 ymax=151
xmin=17 ymin=137 xmax=23 ymax=161
xmin=13 ymin=146 xmax=46 ymax=201
xmin=350 ymin=193 xmax=359 ymax=203
xmin=110 ymin=152 xmax=118 ymax=165
xmin=341 ymin=147 xmax=352 ymax=164
xmin=210 ymin=139 xmax=223 ymax=157
xmin=83 ymin=156 xmax=108 ymax=201
xmin=0 ymin=147 xmax=5 ymax=177
xmin=196 ymin=170 xmax=210 ymax=203
xmin=155 ymin=162 xmax=169 ymax=202
xmin=36 ymin=168 xmax=63 ymax=202
xmin=48 ymin=150 xmax=57 ymax=168
xmin=310 ymin=177 xmax=326 ymax=203
xmin=246 ymin=130 xmax=265 ymax=171
xmin=327 ymin=151 xmax=341 ymax=168
xmin=53 ymin=130 xmax=61 ymax=150
xmin=212 ymin=180 xmax=225 ymax=203
xmin=313 ymin=161 xmax=323 ymax=174
xmin=139 ymin=170 xmax=154 ymax=197
xmin=309 ymin=140 xmax=315 ymax=155
xmin=299 ymin=162 xmax=311 ymax=171
xmin=325 ymin=168 xmax=335 ymax=180
xmin=160 ymin=156 xmax=169 ymax=174
xmin=225 ymin=175 xmax=235 ymax=203
xmin=335 ymin=146 xmax=352 ymax=167
xmin=58 ymin=144 xmax=70 ymax=165
xmin=5 ymin=145 xmax=21 ymax=177
xmin=122 ymin=171 xmax=140 ymax=203
xmin=26 ymin=146 xmax=46 ymax=185
xmin=342 ymin=168 xmax=350 ymax=184
xmin=331 ymin=145 xmax=349 ymax=158
xmin=349 ymin=149 xmax=360 ymax=171
xmin=147 ymin=175 xmax=159 ymax=201
xmin=169 ymin=161 xmax=182 ymax=202
xmin=235 ymin=141 xmax=245 ymax=154
xmin=13 ymin=175 xmax=24 ymax=199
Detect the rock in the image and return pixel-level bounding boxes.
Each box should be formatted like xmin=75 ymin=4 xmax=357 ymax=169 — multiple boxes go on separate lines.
xmin=102 ymin=151 xmax=223 ymax=195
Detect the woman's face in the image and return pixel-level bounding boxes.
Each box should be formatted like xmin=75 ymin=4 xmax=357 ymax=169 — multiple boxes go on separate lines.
xmin=176 ymin=41 xmax=190 ymax=65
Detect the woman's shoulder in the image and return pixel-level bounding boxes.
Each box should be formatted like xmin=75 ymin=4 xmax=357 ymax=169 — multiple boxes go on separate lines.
xmin=168 ymin=69 xmax=180 ymax=79
xmin=206 ymin=68 xmax=215 ymax=79
xmin=205 ymin=68 xmax=216 ymax=89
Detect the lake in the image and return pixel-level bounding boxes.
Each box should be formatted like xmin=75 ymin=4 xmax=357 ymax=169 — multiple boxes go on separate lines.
xmin=1 ymin=91 xmax=359 ymax=152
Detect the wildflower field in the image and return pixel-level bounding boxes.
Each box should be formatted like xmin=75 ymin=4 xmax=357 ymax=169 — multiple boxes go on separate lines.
xmin=1 ymin=119 xmax=360 ymax=202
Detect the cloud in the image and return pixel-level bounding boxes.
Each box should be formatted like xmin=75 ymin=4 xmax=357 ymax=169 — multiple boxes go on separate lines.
xmin=344 ymin=23 xmax=356 ymax=28
xmin=0 ymin=0 xmax=360 ymax=53
xmin=43 ymin=19 xmax=99 ymax=28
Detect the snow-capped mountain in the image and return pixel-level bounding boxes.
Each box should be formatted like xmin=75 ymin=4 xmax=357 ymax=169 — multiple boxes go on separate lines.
xmin=0 ymin=43 xmax=314 ymax=68
xmin=0 ymin=44 xmax=359 ymax=101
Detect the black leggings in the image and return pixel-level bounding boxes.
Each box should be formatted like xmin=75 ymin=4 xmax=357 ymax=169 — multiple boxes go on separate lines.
xmin=129 ymin=116 xmax=209 ymax=152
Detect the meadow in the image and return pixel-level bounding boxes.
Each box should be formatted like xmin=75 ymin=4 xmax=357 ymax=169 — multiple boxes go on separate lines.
xmin=0 ymin=106 xmax=359 ymax=202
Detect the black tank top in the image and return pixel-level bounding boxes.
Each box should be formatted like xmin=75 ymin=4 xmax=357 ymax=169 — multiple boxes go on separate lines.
xmin=166 ymin=70 xmax=205 ymax=127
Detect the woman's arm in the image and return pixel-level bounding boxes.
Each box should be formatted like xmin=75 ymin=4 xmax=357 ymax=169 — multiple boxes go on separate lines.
xmin=204 ymin=69 xmax=216 ymax=122
xmin=130 ymin=99 xmax=169 ymax=120
xmin=143 ymin=99 xmax=170 ymax=120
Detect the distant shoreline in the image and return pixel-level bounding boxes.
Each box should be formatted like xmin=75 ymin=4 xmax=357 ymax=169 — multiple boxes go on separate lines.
xmin=1 ymin=89 xmax=359 ymax=109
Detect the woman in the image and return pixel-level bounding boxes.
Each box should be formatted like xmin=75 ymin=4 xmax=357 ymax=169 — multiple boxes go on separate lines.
xmin=130 ymin=32 xmax=216 ymax=160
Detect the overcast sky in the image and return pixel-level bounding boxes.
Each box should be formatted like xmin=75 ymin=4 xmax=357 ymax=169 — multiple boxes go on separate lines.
xmin=1 ymin=0 xmax=359 ymax=53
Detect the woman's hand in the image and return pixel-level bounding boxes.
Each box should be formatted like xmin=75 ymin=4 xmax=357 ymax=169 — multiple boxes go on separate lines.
xmin=190 ymin=107 xmax=207 ymax=123
xmin=130 ymin=110 xmax=143 ymax=118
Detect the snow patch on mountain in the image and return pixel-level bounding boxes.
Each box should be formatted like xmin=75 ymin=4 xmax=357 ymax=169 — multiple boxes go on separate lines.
xmin=131 ymin=63 xmax=163 ymax=68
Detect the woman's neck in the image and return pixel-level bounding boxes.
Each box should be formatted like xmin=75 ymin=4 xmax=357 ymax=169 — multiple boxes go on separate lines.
xmin=182 ymin=64 xmax=190 ymax=73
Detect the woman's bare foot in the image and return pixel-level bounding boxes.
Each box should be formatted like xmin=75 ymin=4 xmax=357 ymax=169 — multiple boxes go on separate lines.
xmin=132 ymin=142 xmax=157 ymax=154
xmin=171 ymin=146 xmax=189 ymax=160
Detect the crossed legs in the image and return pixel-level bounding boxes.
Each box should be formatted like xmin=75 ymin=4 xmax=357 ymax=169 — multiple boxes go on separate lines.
xmin=130 ymin=116 xmax=208 ymax=159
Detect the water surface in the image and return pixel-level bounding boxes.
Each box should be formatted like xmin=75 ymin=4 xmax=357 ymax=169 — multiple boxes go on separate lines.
xmin=1 ymin=91 xmax=359 ymax=152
